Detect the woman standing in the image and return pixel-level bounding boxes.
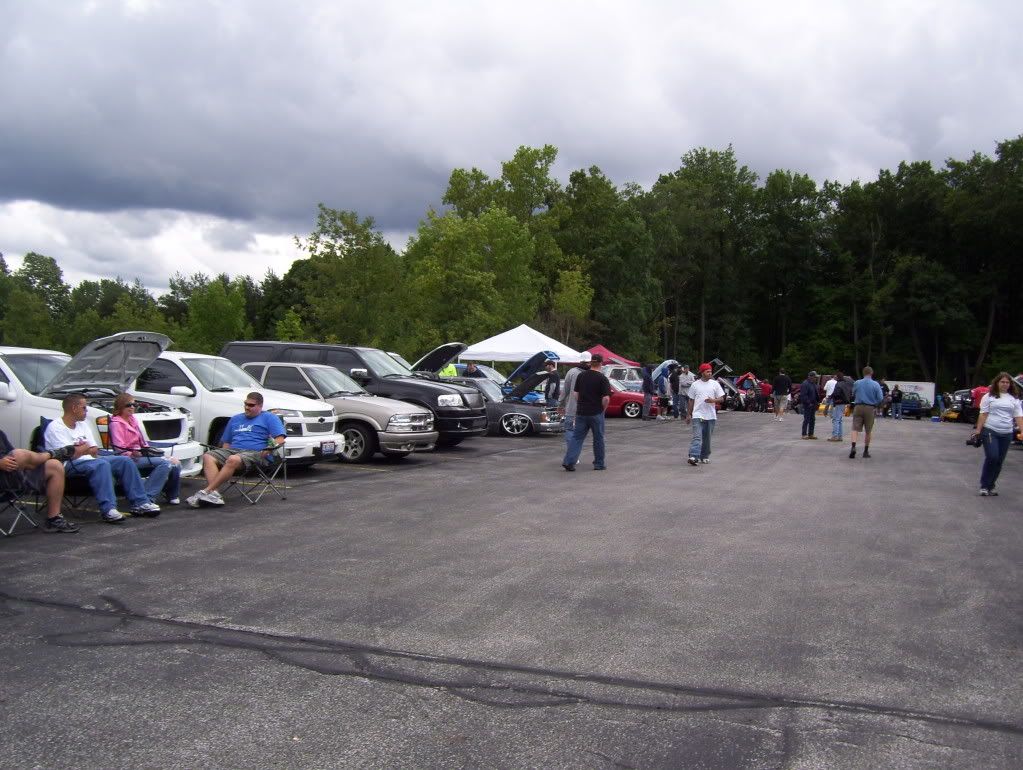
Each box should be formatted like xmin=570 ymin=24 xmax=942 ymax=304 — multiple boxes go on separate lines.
xmin=110 ymin=393 xmax=182 ymax=506
xmin=973 ymin=373 xmax=1023 ymax=496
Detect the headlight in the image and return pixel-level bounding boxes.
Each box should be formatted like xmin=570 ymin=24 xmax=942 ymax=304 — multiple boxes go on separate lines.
xmin=437 ymin=394 xmax=462 ymax=407
xmin=269 ymin=408 xmax=301 ymax=417
xmin=387 ymin=414 xmax=417 ymax=432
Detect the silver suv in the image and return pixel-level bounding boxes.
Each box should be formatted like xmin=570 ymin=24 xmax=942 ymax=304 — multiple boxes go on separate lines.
xmin=242 ymin=362 xmax=437 ymax=463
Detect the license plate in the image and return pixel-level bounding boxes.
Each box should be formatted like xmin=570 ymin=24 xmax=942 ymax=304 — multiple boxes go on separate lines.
xmin=320 ymin=441 xmax=336 ymax=455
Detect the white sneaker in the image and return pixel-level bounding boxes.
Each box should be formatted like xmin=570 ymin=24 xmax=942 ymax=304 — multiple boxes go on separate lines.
xmin=687 ymin=456 xmax=698 ymax=466
xmin=133 ymin=502 xmax=161 ymax=514
xmin=102 ymin=509 xmax=126 ymax=523
xmin=700 ymin=458 xmax=711 ymax=464
xmin=167 ymin=497 xmax=181 ymax=505
xmin=199 ymin=489 xmax=225 ymax=506
xmin=186 ymin=492 xmax=203 ymax=508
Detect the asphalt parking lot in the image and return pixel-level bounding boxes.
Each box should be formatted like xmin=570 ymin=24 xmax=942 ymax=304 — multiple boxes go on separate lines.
xmin=2 ymin=412 xmax=1021 ymax=769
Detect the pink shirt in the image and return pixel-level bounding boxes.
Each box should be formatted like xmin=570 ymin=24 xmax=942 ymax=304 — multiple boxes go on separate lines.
xmin=109 ymin=414 xmax=148 ymax=455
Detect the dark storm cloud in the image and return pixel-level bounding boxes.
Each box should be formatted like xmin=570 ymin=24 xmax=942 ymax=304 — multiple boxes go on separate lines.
xmin=1 ymin=1 xmax=1021 ymax=289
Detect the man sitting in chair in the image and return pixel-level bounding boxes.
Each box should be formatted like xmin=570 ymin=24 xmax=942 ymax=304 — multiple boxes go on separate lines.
xmin=1 ymin=429 xmax=79 ymax=533
xmin=187 ymin=392 xmax=286 ymax=508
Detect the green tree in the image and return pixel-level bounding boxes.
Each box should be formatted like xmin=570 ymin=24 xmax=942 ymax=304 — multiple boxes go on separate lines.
xmin=12 ymin=252 xmax=70 ymax=320
xmin=179 ymin=279 xmax=252 ymax=354
xmin=0 ymin=285 xmax=56 ymax=348
xmin=549 ymin=267 xmax=594 ymax=343
xmin=274 ymin=308 xmax=307 ymax=341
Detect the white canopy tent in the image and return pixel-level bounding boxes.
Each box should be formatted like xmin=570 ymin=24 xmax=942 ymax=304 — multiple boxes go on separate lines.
xmin=460 ymin=324 xmax=586 ymax=363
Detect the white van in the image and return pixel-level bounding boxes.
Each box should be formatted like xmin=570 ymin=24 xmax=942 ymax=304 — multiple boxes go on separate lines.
xmin=0 ymin=332 xmax=204 ymax=476
xmin=133 ymin=351 xmax=343 ymax=465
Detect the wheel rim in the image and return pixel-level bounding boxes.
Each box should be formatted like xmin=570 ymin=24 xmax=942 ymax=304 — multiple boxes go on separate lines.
xmin=502 ymin=414 xmax=530 ymax=435
xmin=341 ymin=428 xmax=366 ymax=460
xmin=623 ymin=402 xmax=641 ymax=418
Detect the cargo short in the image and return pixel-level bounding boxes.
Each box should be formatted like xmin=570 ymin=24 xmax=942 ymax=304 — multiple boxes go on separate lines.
xmin=852 ymin=404 xmax=876 ymax=432
xmin=207 ymin=447 xmax=263 ymax=472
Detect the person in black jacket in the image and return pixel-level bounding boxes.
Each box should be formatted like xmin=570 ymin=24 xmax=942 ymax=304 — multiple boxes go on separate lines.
xmin=828 ymin=371 xmax=854 ymax=441
xmin=772 ymin=369 xmax=792 ymax=421
xmin=640 ymin=365 xmax=656 ymax=420
xmin=799 ymin=371 xmax=820 ymax=439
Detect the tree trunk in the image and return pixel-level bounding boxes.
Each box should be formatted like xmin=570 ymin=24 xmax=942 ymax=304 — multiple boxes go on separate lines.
xmin=971 ymin=296 xmax=996 ymax=384
xmin=910 ymin=323 xmax=932 ymax=381
xmin=852 ymin=303 xmax=860 ymax=373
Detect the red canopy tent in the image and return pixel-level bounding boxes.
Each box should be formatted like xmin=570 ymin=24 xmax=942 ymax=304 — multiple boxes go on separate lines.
xmin=587 ymin=344 xmax=639 ymax=367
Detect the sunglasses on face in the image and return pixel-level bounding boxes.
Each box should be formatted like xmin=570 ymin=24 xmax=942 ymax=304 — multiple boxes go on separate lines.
xmin=124 ymin=403 xmax=138 ymax=408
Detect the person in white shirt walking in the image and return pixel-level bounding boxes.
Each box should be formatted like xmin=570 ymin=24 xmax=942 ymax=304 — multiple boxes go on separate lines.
xmin=972 ymin=372 xmax=1023 ymax=496
xmin=685 ymin=363 xmax=725 ymax=465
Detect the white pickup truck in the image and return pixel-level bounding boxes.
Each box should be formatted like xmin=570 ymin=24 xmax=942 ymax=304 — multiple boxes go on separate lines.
xmin=0 ymin=332 xmax=204 ymax=476
xmin=132 ymin=351 xmax=344 ymax=465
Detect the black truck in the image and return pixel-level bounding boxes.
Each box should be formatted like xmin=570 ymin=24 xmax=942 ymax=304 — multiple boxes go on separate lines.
xmin=220 ymin=341 xmax=488 ymax=446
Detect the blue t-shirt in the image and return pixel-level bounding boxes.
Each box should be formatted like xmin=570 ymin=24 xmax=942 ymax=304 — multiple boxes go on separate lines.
xmin=222 ymin=411 xmax=286 ymax=450
xmin=852 ymin=377 xmax=884 ymax=406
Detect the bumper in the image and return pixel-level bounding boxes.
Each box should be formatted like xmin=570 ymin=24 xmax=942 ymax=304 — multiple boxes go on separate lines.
xmin=281 ymin=433 xmax=346 ymax=464
xmin=534 ymin=421 xmax=565 ymax=435
xmin=379 ymin=429 xmax=439 ymax=454
xmin=434 ymin=413 xmax=488 ymax=438
xmin=150 ymin=439 xmax=205 ymax=478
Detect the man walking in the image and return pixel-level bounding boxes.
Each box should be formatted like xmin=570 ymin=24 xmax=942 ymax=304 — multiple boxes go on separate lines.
xmin=822 ymin=373 xmax=837 ymax=417
xmin=640 ymin=365 xmax=655 ymax=420
xmin=828 ymin=370 xmax=853 ymax=441
xmin=772 ymin=369 xmax=792 ymax=421
xmin=685 ymin=363 xmax=725 ymax=465
xmin=543 ymin=359 xmax=560 ymax=405
xmin=799 ymin=371 xmax=820 ymax=439
xmin=849 ymin=366 xmax=884 ymax=459
xmin=557 ymin=353 xmax=590 ymax=450
xmin=677 ymin=365 xmax=695 ymax=421
xmin=562 ymin=353 xmax=612 ymax=471
xmin=668 ymin=365 xmax=681 ymax=419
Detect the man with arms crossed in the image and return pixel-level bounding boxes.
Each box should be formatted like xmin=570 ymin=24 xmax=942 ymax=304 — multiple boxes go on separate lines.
xmin=188 ymin=392 xmax=286 ymax=507
xmin=849 ymin=366 xmax=884 ymax=459
xmin=561 ymin=353 xmax=611 ymax=471
xmin=686 ymin=363 xmax=725 ymax=465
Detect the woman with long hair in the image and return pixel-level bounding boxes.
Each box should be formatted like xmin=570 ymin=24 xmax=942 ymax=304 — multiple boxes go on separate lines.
xmin=109 ymin=392 xmax=182 ymax=506
xmin=972 ymin=372 xmax=1023 ymax=496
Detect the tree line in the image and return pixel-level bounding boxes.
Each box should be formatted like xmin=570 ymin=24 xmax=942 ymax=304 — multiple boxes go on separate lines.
xmin=2 ymin=137 xmax=1021 ymax=389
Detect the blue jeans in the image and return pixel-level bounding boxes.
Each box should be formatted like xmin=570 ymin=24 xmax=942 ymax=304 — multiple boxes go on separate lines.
xmin=688 ymin=418 xmax=715 ymax=459
xmin=980 ymin=428 xmax=1012 ymax=491
xmin=562 ymin=415 xmax=575 ymax=451
xmin=65 ymin=455 xmax=150 ymax=512
xmin=563 ymin=414 xmax=606 ymax=469
xmin=642 ymin=393 xmax=653 ymax=418
xmin=831 ymin=403 xmax=844 ymax=438
xmin=801 ymin=407 xmax=816 ymax=436
xmin=892 ymin=403 xmax=903 ymax=419
xmin=677 ymin=394 xmax=689 ymax=420
xmin=133 ymin=457 xmax=181 ymax=500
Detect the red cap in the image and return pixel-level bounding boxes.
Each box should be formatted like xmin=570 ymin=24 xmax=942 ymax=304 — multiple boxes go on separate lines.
xmin=699 ymin=363 xmax=712 ymax=373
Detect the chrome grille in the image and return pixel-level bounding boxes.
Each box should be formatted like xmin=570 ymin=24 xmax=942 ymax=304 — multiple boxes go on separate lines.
xmin=301 ymin=410 xmax=334 ymax=419
xmin=306 ymin=422 xmax=334 ymax=433
xmin=463 ymin=393 xmax=484 ymax=408
xmin=143 ymin=417 xmax=184 ymax=440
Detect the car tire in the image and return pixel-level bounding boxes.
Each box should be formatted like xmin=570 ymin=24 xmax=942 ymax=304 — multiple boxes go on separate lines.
xmin=622 ymin=402 xmax=642 ymax=419
xmin=500 ymin=413 xmax=531 ymax=436
xmin=339 ymin=422 xmax=377 ymax=463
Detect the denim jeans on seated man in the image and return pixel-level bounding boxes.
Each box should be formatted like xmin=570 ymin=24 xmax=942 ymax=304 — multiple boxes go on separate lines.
xmin=562 ymin=414 xmax=606 ymax=469
xmin=65 ymin=455 xmax=151 ymax=513
xmin=688 ymin=418 xmax=715 ymax=460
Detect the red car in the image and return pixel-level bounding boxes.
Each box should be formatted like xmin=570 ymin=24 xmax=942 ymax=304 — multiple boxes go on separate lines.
xmin=605 ymin=378 xmax=659 ymax=418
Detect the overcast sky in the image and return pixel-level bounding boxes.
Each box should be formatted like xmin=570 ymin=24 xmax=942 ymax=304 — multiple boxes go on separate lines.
xmin=2 ymin=0 xmax=1020 ymax=295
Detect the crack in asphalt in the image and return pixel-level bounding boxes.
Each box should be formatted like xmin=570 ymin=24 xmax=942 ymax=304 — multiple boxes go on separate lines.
xmin=2 ymin=590 xmax=1021 ymax=739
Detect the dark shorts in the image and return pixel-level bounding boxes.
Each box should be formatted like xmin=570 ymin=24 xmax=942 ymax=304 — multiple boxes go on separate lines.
xmin=852 ymin=404 xmax=876 ymax=432
xmin=207 ymin=448 xmax=263 ymax=472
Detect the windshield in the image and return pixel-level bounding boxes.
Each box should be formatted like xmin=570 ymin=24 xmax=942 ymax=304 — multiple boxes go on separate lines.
xmin=182 ymin=357 xmax=260 ymax=390
xmin=388 ymin=352 xmax=413 ymax=369
xmin=479 ymin=365 xmax=507 ymax=386
xmin=362 ymin=349 xmax=411 ymax=377
xmin=4 ymin=353 xmax=72 ymax=395
xmin=307 ymin=366 xmax=366 ymax=396
xmin=473 ymin=379 xmax=505 ymax=402
xmin=608 ymin=378 xmax=626 ymax=393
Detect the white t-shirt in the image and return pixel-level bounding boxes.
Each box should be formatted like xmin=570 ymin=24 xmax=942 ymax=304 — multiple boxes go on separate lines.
xmin=980 ymin=393 xmax=1022 ymax=434
xmin=824 ymin=378 xmax=837 ymax=397
xmin=688 ymin=378 xmax=725 ymax=420
xmin=44 ymin=419 xmax=97 ymax=461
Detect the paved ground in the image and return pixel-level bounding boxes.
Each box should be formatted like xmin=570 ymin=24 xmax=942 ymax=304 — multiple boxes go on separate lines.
xmin=1 ymin=412 xmax=1021 ymax=769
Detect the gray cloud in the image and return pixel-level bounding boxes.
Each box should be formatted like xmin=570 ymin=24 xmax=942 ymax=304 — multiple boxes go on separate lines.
xmin=1 ymin=0 xmax=1021 ymax=288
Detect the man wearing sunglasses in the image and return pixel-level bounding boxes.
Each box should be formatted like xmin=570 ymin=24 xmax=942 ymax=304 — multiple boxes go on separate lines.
xmin=187 ymin=392 xmax=286 ymax=507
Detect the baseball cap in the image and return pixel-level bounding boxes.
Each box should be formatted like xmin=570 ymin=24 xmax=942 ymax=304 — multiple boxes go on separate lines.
xmin=578 ymin=352 xmax=592 ymax=362
xmin=699 ymin=363 xmax=712 ymax=373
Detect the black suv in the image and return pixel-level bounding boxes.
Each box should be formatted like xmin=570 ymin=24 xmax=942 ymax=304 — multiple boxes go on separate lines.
xmin=220 ymin=342 xmax=488 ymax=446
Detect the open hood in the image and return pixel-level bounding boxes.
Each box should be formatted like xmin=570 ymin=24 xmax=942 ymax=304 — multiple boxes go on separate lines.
xmin=41 ymin=331 xmax=171 ymax=398
xmin=504 ymin=351 xmax=559 ymax=385
xmin=651 ymin=359 xmax=679 ymax=382
xmin=411 ymin=342 xmax=468 ymax=374
xmin=506 ymin=371 xmax=550 ymax=400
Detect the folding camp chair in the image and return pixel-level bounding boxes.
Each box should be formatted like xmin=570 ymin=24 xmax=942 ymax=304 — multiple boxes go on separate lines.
xmin=222 ymin=444 xmax=288 ymax=505
xmin=31 ymin=420 xmax=97 ymax=512
xmin=0 ymin=470 xmax=41 ymax=537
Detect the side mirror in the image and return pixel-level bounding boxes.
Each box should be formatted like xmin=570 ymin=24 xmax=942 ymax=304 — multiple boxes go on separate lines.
xmin=169 ymin=385 xmax=196 ymax=397
xmin=0 ymin=382 xmax=14 ymax=402
xmin=349 ymin=368 xmax=369 ymax=381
